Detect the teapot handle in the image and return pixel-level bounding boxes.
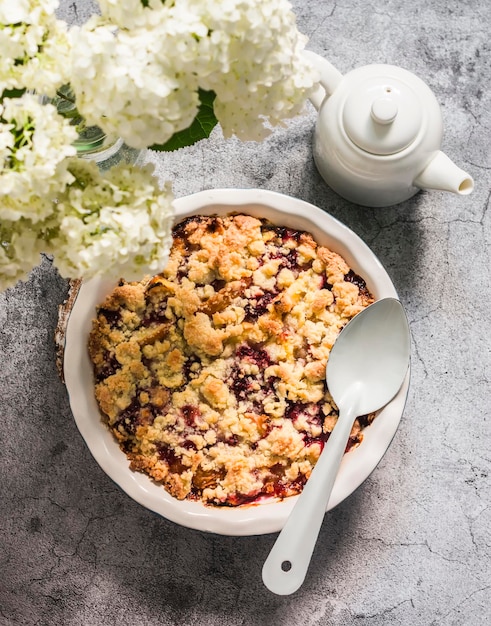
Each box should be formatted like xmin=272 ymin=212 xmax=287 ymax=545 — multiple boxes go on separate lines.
xmin=303 ymin=50 xmax=343 ymax=111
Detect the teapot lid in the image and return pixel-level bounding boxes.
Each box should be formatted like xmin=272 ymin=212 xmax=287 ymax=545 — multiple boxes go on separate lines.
xmin=342 ymin=73 xmax=423 ymax=155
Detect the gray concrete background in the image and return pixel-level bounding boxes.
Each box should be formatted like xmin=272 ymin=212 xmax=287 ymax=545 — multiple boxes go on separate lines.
xmin=1 ymin=1 xmax=490 ymax=624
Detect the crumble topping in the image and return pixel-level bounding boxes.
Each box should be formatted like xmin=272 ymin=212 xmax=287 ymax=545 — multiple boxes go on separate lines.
xmin=88 ymin=214 xmax=375 ymax=506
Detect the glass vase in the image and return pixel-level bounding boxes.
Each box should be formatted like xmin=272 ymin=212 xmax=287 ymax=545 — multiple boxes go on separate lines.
xmin=52 ymin=85 xmax=142 ymax=171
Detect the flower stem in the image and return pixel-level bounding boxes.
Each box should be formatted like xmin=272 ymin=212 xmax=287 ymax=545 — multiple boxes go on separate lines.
xmin=56 ymin=89 xmax=75 ymax=104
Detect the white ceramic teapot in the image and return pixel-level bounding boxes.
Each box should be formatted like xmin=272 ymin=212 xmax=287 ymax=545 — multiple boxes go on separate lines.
xmin=304 ymin=51 xmax=474 ymax=207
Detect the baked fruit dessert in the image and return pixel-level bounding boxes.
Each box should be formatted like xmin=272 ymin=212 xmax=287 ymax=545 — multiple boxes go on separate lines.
xmin=88 ymin=214 xmax=375 ymax=506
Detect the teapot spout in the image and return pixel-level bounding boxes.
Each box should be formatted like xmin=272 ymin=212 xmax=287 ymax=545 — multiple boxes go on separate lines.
xmin=413 ymin=151 xmax=474 ymax=196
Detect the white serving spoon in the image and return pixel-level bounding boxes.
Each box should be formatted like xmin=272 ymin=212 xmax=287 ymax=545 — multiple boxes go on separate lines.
xmin=262 ymin=297 xmax=411 ymax=595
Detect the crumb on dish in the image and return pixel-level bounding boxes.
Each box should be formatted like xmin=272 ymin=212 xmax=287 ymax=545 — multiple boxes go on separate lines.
xmin=88 ymin=214 xmax=375 ymax=507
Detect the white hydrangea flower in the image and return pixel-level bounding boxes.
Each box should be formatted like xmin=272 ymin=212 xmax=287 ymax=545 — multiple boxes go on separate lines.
xmin=69 ymin=0 xmax=318 ymax=148
xmin=69 ymin=17 xmax=200 ymax=149
xmin=0 ymin=0 xmax=71 ymax=96
xmin=49 ymin=159 xmax=175 ymax=281
xmin=96 ymin=0 xmax=170 ymax=30
xmin=0 ymin=94 xmax=78 ymax=223
xmin=0 ymin=0 xmax=59 ymax=28
xmin=0 ymin=217 xmax=45 ymax=291
xmin=187 ymin=0 xmax=319 ymax=140
xmin=0 ymin=0 xmax=319 ymax=293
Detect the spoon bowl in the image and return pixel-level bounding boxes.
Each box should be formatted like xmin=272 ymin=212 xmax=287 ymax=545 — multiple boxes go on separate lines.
xmin=262 ymin=298 xmax=411 ymax=595
xmin=327 ymin=297 xmax=411 ymax=416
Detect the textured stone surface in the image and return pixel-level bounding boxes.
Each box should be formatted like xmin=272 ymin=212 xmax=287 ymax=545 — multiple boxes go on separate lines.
xmin=1 ymin=1 xmax=490 ymax=625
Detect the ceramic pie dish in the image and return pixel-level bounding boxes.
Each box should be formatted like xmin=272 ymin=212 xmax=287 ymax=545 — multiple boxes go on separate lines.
xmin=63 ymin=188 xmax=410 ymax=536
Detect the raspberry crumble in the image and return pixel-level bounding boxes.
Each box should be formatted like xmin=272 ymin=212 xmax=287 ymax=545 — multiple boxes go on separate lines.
xmin=88 ymin=214 xmax=375 ymax=506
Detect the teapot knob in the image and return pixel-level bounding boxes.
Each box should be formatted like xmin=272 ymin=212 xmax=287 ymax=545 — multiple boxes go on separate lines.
xmin=342 ymin=74 xmax=423 ymax=155
xmin=371 ymin=96 xmax=398 ymax=125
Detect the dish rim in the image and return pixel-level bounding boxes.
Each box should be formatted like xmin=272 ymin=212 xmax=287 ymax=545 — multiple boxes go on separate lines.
xmin=63 ymin=188 xmax=410 ymax=536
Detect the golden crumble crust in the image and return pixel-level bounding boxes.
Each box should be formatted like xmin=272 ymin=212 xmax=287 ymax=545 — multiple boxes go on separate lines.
xmin=88 ymin=214 xmax=375 ymax=507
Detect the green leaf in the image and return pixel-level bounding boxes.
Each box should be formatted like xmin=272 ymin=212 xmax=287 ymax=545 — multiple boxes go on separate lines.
xmin=1 ymin=88 xmax=26 ymax=101
xmin=150 ymin=89 xmax=218 ymax=152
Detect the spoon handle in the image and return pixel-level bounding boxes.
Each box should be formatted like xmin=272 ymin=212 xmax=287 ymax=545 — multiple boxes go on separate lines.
xmin=262 ymin=403 xmax=357 ymax=595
